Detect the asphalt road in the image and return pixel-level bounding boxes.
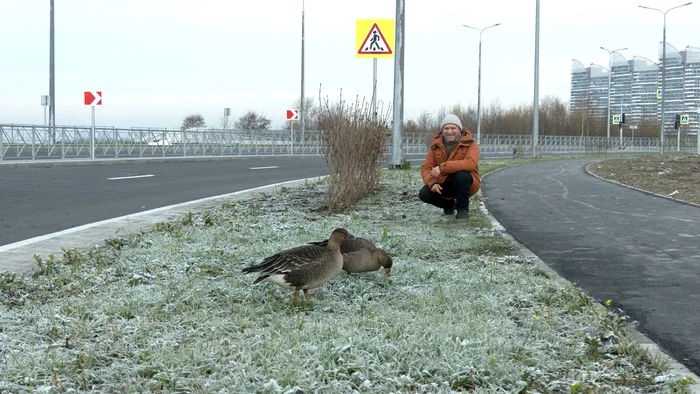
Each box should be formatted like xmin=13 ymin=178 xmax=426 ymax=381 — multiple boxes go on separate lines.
xmin=482 ymin=158 xmax=700 ymax=376
xmin=0 ymin=156 xmax=328 ymax=247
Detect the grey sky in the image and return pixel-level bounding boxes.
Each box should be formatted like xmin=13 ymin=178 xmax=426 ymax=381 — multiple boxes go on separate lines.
xmin=1 ymin=0 xmax=697 ymax=129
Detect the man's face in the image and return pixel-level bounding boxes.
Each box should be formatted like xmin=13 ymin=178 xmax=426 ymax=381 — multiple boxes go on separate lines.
xmin=442 ymin=124 xmax=460 ymax=142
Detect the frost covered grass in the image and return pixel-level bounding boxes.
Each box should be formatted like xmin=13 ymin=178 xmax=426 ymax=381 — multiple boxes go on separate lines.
xmin=0 ymin=160 xmax=691 ymax=393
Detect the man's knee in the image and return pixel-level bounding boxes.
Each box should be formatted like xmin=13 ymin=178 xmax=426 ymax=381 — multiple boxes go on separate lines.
xmin=418 ymin=185 xmax=432 ymax=203
xmin=455 ymin=171 xmax=474 ymax=186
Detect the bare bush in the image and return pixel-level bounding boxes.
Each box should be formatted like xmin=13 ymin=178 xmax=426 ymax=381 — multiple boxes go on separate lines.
xmin=317 ymin=93 xmax=391 ymax=213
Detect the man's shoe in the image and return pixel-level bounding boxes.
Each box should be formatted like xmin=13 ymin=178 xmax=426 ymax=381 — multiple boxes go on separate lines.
xmin=455 ymin=210 xmax=469 ymax=219
xmin=443 ymin=201 xmax=455 ymax=216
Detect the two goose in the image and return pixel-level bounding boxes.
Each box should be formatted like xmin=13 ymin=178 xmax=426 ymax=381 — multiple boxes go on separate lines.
xmin=241 ymin=228 xmax=393 ymax=303
xmin=241 ymin=228 xmax=353 ymax=304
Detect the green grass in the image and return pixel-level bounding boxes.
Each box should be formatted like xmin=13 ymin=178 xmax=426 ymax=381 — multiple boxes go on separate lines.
xmin=0 ymin=159 xmax=691 ymax=393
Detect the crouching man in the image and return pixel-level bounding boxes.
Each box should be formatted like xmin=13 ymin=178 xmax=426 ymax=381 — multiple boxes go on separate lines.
xmin=419 ymin=114 xmax=481 ymax=219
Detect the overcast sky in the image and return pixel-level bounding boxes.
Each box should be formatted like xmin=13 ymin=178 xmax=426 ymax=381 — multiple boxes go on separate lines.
xmin=1 ymin=0 xmax=698 ymax=129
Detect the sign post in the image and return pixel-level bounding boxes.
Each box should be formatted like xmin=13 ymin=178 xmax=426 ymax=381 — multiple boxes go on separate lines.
xmin=286 ymin=109 xmax=299 ymax=154
xmin=41 ymin=95 xmax=49 ymax=126
xmin=84 ymin=91 xmax=103 ymax=159
xmin=224 ymin=108 xmax=231 ymax=129
xmin=356 ymin=19 xmax=394 ymax=121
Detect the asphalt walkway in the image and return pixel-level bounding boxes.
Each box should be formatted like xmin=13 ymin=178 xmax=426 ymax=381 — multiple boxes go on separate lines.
xmin=482 ymin=158 xmax=700 ymax=378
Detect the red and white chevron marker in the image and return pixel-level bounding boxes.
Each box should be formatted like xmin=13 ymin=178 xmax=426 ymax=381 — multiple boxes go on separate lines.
xmin=84 ymin=91 xmax=102 ymax=106
xmin=286 ymin=109 xmax=299 ymax=120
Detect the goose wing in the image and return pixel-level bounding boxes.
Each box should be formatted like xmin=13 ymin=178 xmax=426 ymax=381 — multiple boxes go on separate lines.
xmin=241 ymin=244 xmax=327 ymax=276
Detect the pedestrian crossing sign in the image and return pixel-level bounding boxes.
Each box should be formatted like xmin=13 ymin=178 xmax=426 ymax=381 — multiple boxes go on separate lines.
xmin=680 ymin=114 xmax=690 ymax=125
xmin=612 ymin=115 xmax=621 ymax=125
xmin=656 ymin=88 xmax=662 ymax=99
xmin=356 ymin=19 xmax=394 ymax=59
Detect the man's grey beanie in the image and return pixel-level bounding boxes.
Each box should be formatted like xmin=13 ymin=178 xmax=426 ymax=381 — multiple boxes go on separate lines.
xmin=440 ymin=114 xmax=463 ymax=130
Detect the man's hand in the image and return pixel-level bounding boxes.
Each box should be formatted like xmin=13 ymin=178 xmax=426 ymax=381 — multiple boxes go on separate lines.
xmin=430 ymin=166 xmax=441 ymax=178
xmin=430 ymin=183 xmax=443 ymax=194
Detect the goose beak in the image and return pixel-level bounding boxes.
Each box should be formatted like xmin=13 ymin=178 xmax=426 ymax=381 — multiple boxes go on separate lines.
xmin=385 ymin=267 xmax=391 ymax=276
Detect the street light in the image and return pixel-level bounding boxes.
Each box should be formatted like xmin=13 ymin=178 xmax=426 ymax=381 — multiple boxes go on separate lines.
xmin=300 ymin=0 xmax=305 ymax=148
xmin=600 ymin=47 xmax=627 ymax=140
xmin=639 ymin=2 xmax=692 ymax=154
xmin=463 ymin=22 xmax=500 ymax=145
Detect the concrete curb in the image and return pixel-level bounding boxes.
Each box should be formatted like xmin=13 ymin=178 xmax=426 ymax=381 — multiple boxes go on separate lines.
xmin=584 ymin=162 xmax=700 ymax=209
xmin=480 ymin=164 xmax=700 ymax=393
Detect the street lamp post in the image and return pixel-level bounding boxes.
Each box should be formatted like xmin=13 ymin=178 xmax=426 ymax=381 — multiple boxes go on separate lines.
xmin=300 ymin=0 xmax=305 ymax=149
xmin=600 ymin=47 xmax=627 ymax=140
xmin=49 ymin=0 xmax=55 ymax=140
xmin=463 ymin=23 xmax=500 ymax=146
xmin=639 ymin=2 xmax=692 ymax=154
xmin=533 ymin=0 xmax=540 ymax=157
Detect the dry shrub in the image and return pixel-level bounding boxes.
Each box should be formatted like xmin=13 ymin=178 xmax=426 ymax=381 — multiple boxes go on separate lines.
xmin=317 ymin=93 xmax=391 ymax=213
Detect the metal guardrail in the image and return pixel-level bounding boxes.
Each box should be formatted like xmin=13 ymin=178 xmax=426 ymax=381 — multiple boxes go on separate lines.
xmin=1 ymin=124 xmax=698 ymax=162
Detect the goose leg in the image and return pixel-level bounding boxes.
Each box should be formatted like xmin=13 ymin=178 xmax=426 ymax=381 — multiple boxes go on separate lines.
xmin=303 ymin=289 xmax=311 ymax=301
xmin=293 ymin=289 xmax=300 ymax=304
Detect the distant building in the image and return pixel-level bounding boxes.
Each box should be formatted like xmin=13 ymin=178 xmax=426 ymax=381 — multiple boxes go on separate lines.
xmin=629 ymin=56 xmax=658 ymax=122
xmin=570 ymin=42 xmax=700 ymax=135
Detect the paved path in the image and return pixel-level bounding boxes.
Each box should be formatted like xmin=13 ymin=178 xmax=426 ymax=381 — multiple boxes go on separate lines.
xmin=482 ymin=158 xmax=700 ymax=377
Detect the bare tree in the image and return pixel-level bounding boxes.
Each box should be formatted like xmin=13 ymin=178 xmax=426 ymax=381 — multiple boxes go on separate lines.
xmin=218 ymin=114 xmax=234 ymax=130
xmin=416 ymin=111 xmax=434 ymax=133
xmin=181 ymin=114 xmax=206 ymax=130
xmin=234 ymin=111 xmax=271 ymax=130
xmin=434 ymin=107 xmax=447 ymax=130
xmin=403 ymin=119 xmax=419 ymax=133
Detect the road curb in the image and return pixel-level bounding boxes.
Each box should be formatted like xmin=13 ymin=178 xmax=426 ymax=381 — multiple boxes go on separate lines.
xmin=480 ymin=164 xmax=700 ymax=392
xmin=0 ymin=176 xmax=326 ymax=276
xmin=584 ymin=162 xmax=700 ymax=209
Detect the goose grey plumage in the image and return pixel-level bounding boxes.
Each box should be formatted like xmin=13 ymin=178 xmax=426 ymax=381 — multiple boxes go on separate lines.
xmin=242 ymin=228 xmax=354 ymax=303
xmin=309 ymin=236 xmax=393 ymax=277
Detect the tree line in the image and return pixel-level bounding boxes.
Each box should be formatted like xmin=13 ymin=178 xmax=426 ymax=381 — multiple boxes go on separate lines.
xmin=181 ymin=95 xmax=663 ymax=138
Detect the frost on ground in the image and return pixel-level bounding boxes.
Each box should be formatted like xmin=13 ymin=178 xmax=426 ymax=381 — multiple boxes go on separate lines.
xmin=0 ymin=161 xmax=689 ymax=393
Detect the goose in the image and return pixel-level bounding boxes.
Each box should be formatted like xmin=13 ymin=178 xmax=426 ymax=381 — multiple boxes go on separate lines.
xmin=309 ymin=236 xmax=393 ymax=277
xmin=241 ymin=228 xmax=354 ymax=303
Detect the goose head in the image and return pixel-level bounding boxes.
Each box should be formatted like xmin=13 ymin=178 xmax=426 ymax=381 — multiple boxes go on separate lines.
xmin=328 ymin=228 xmax=355 ymax=248
xmin=375 ymin=249 xmax=393 ymax=276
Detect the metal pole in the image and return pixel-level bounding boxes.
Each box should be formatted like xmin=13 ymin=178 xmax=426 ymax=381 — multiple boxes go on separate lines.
xmin=90 ymin=106 xmax=95 ymax=160
xmin=607 ymin=56 xmax=611 ymax=140
xmin=477 ymin=35 xmax=482 ymax=144
xmin=532 ymin=0 xmax=540 ymax=157
xmin=300 ymin=0 xmax=305 ymax=149
xmin=463 ymin=23 xmax=499 ymax=146
xmin=660 ymin=14 xmax=667 ymax=154
xmin=600 ymin=47 xmax=627 ymax=140
xmin=372 ymin=58 xmax=377 ymax=122
xmin=639 ymin=3 xmax=694 ymax=154
xmin=391 ymin=0 xmax=405 ymax=167
xmin=49 ymin=0 xmax=55 ymax=139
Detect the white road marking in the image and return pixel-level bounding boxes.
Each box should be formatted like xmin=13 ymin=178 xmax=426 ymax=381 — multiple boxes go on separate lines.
xmin=250 ymin=166 xmax=279 ymax=170
xmin=0 ymin=176 xmax=325 ymax=253
xmin=108 ymin=174 xmax=155 ymax=180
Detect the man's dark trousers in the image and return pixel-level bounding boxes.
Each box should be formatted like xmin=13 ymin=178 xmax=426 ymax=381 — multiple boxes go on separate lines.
xmin=419 ymin=171 xmax=474 ymax=212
